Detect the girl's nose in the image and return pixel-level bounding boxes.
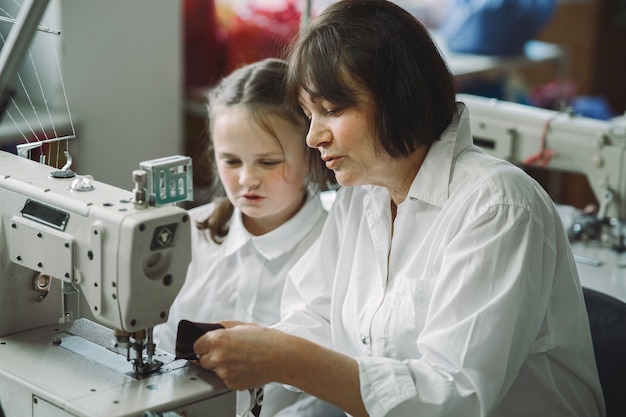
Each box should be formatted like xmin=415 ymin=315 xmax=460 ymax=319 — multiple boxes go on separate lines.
xmin=238 ymin=165 xmax=260 ymax=188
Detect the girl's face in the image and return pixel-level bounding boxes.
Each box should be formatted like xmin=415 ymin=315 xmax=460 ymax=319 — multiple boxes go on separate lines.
xmin=212 ymin=106 xmax=308 ymax=235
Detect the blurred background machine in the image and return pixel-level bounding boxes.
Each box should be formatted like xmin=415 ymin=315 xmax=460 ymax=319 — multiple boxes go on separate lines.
xmin=462 ymin=93 xmax=626 ymax=302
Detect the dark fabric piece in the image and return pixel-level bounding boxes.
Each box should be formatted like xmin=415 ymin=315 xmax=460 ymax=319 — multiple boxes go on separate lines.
xmin=583 ymin=288 xmax=626 ymax=417
xmin=175 ymin=320 xmax=263 ymax=416
xmin=175 ymin=319 xmax=224 ymax=360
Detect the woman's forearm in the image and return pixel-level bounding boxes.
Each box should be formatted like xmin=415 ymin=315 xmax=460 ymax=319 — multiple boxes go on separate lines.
xmin=273 ymin=332 xmax=369 ymax=417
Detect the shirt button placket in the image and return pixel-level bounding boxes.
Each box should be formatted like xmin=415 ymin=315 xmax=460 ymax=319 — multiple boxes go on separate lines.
xmin=360 ymin=335 xmax=371 ymax=355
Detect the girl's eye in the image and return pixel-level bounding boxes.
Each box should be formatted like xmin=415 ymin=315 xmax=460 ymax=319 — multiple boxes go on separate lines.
xmin=223 ymin=159 xmax=241 ymax=166
xmin=260 ymin=160 xmax=281 ymax=167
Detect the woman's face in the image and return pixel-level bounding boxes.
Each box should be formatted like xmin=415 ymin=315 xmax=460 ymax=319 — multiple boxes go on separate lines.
xmin=212 ymin=106 xmax=308 ymax=235
xmin=299 ymin=85 xmax=393 ymax=189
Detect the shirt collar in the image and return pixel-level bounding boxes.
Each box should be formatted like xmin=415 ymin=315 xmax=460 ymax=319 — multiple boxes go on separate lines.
xmin=222 ymin=192 xmax=324 ymax=260
xmin=406 ymin=102 xmax=472 ymax=207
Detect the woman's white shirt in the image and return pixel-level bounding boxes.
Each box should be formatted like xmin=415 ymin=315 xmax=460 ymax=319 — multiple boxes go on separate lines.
xmin=154 ymin=192 xmax=326 ymax=355
xmin=277 ymin=103 xmax=606 ymax=417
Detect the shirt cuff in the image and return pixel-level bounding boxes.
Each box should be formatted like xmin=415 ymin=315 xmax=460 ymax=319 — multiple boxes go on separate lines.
xmin=357 ymin=356 xmax=418 ymax=416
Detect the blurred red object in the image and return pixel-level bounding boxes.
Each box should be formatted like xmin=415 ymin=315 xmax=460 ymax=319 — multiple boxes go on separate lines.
xmin=224 ymin=0 xmax=301 ymax=72
xmin=184 ymin=0 xmax=228 ymax=88
xmin=529 ymin=80 xmax=577 ymax=110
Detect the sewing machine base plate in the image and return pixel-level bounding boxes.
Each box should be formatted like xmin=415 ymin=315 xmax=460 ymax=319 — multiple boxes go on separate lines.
xmin=0 ymin=319 xmax=234 ymax=417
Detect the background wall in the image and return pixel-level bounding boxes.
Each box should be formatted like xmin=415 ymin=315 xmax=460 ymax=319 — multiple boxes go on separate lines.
xmin=58 ymin=0 xmax=183 ymax=190
xmin=0 ymin=0 xmax=183 ymax=191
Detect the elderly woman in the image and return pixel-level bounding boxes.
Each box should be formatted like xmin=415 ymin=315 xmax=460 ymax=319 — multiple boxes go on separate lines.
xmin=192 ymin=1 xmax=605 ymax=416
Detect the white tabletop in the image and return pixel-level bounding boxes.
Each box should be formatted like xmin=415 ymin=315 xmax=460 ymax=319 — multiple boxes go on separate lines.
xmin=572 ymin=242 xmax=626 ymax=303
xmin=432 ymin=31 xmax=566 ymax=79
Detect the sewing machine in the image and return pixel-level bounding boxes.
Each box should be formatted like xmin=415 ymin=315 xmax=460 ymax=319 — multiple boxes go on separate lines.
xmin=0 ymin=0 xmax=234 ymax=414
xmin=0 ymin=151 xmax=234 ymax=416
xmin=461 ymin=93 xmax=626 ymax=302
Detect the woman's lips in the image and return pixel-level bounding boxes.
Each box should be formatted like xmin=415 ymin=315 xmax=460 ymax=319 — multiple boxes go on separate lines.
xmin=324 ymin=156 xmax=342 ymax=169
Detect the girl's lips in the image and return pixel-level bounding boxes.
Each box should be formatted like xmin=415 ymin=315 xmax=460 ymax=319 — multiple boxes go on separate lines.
xmin=242 ymin=194 xmax=264 ymax=203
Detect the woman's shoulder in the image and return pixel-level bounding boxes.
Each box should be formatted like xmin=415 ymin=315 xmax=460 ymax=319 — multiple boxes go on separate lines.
xmin=453 ymin=148 xmax=554 ymax=213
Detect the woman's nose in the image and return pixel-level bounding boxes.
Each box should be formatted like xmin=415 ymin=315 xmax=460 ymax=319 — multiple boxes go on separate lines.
xmin=306 ymin=117 xmax=330 ymax=149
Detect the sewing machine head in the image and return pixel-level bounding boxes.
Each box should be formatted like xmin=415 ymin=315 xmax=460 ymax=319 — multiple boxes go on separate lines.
xmin=460 ymin=93 xmax=626 ymax=252
xmin=0 ymin=150 xmax=192 ymax=376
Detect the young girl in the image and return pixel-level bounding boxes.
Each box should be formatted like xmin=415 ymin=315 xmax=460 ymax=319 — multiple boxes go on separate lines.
xmin=154 ymin=58 xmax=339 ymax=416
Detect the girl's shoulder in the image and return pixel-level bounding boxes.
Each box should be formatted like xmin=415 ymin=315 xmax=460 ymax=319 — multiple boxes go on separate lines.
xmin=188 ymin=201 xmax=218 ymax=222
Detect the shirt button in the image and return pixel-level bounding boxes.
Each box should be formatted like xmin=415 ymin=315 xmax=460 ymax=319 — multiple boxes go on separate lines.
xmin=361 ymin=336 xmax=369 ymax=345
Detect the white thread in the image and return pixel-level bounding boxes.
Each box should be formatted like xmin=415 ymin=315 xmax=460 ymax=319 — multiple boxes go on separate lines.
xmin=4 ymin=109 xmax=28 ymax=142
xmin=0 ymin=31 xmax=39 ymax=142
xmin=51 ymin=30 xmax=75 ymax=167
xmin=29 ymin=49 xmax=53 ymax=140
xmin=0 ymin=4 xmax=74 ymax=169
xmin=17 ymin=54 xmax=47 ymax=139
xmin=240 ymin=387 xmax=263 ymax=417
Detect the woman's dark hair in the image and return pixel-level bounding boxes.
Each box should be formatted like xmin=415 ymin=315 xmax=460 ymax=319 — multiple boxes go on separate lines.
xmin=197 ymin=58 xmax=329 ymax=243
xmin=286 ymin=0 xmax=457 ymax=158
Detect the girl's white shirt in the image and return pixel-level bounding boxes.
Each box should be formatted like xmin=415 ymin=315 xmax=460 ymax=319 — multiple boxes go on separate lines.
xmin=154 ymin=191 xmax=327 ymax=355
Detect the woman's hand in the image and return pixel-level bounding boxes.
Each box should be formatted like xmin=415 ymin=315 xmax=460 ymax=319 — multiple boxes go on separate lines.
xmin=194 ymin=321 xmax=367 ymax=416
xmin=192 ymin=322 xmax=285 ymax=390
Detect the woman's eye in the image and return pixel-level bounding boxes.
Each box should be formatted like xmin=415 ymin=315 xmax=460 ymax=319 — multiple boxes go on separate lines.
xmin=223 ymin=159 xmax=240 ymax=166
xmin=324 ymin=107 xmax=341 ymax=117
